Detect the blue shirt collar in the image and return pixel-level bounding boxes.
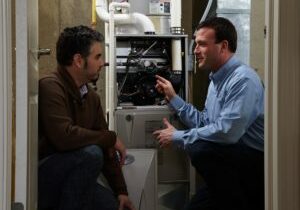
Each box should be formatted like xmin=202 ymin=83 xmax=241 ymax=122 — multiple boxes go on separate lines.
xmin=209 ymin=55 xmax=242 ymax=86
xmin=79 ymin=84 xmax=88 ymax=98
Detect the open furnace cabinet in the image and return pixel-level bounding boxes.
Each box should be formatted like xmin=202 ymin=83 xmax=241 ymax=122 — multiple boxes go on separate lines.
xmin=110 ymin=34 xmax=193 ymax=210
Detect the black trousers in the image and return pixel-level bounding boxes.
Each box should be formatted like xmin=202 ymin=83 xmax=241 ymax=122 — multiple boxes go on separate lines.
xmin=185 ymin=140 xmax=264 ymax=210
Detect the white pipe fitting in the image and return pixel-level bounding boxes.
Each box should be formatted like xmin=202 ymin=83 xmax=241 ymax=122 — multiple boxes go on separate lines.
xmin=130 ymin=13 xmax=155 ymax=34
xmin=96 ymin=0 xmax=155 ymax=34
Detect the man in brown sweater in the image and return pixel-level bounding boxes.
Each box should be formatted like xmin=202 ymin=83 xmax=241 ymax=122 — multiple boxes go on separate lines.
xmin=38 ymin=25 xmax=135 ymax=210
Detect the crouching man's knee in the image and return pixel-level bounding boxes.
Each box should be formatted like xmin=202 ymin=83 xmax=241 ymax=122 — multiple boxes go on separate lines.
xmin=79 ymin=145 xmax=104 ymax=169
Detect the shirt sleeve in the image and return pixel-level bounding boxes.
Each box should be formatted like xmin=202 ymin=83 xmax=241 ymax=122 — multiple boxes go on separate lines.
xmin=171 ymin=77 xmax=261 ymax=148
xmin=169 ymin=95 xmax=209 ymax=128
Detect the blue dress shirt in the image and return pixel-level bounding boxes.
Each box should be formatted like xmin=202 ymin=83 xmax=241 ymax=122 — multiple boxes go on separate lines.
xmin=170 ymin=56 xmax=264 ymax=152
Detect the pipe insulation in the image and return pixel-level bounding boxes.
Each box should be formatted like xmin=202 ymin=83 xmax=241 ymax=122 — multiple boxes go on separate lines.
xmin=172 ymin=39 xmax=182 ymax=71
xmin=170 ymin=0 xmax=182 ymax=28
xmin=171 ymin=0 xmax=183 ymax=71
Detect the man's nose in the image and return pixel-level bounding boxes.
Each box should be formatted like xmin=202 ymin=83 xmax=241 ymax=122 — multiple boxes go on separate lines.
xmin=99 ymin=59 xmax=105 ymax=67
xmin=194 ymin=46 xmax=199 ymax=54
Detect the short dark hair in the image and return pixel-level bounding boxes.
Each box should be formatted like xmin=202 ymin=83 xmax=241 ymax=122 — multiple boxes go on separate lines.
xmin=56 ymin=25 xmax=104 ymax=66
xmin=197 ymin=17 xmax=237 ymax=53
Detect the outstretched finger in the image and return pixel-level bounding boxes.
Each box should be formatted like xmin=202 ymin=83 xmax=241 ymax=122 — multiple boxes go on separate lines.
xmin=155 ymin=75 xmax=168 ymax=83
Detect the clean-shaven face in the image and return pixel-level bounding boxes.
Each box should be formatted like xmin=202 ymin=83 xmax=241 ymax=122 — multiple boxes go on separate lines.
xmin=194 ymin=27 xmax=223 ymax=72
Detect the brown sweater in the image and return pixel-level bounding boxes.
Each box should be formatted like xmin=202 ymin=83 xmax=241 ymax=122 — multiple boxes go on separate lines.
xmin=39 ymin=66 xmax=128 ymax=195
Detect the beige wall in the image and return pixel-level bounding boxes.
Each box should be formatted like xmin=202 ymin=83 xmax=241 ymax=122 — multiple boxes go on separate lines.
xmin=39 ymin=0 xmax=103 ymax=77
xmin=39 ymin=0 xmax=106 ymax=104
xmin=250 ymin=0 xmax=265 ymax=81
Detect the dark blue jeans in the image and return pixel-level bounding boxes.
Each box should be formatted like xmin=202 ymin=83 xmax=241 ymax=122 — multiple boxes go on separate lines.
xmin=38 ymin=145 xmax=119 ymax=210
xmin=185 ymin=141 xmax=264 ymax=210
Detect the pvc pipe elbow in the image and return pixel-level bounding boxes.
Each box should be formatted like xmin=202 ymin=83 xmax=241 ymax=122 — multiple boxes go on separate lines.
xmin=96 ymin=0 xmax=155 ymax=34
xmin=96 ymin=7 xmax=110 ymax=22
xmin=132 ymin=13 xmax=155 ymax=34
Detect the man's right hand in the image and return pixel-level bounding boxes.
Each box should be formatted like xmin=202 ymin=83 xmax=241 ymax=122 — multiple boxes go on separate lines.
xmin=118 ymin=194 xmax=136 ymax=210
xmin=155 ymin=75 xmax=176 ymax=102
xmin=153 ymin=118 xmax=175 ymax=148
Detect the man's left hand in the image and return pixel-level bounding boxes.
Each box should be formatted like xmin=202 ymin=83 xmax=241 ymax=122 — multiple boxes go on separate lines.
xmin=114 ymin=138 xmax=126 ymax=165
xmin=153 ymin=118 xmax=176 ymax=148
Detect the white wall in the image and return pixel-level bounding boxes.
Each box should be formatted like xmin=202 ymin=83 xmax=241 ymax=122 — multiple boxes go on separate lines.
xmin=0 ymin=0 xmax=12 ymax=209
xmin=250 ymin=0 xmax=265 ymax=80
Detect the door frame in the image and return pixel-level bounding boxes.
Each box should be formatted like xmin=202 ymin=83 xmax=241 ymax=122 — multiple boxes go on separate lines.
xmin=265 ymin=0 xmax=300 ymax=209
xmin=0 ymin=0 xmax=12 ymax=209
xmin=14 ymin=0 xmax=32 ymax=208
xmin=15 ymin=0 xmax=39 ymax=209
xmin=15 ymin=0 xmax=29 ymax=203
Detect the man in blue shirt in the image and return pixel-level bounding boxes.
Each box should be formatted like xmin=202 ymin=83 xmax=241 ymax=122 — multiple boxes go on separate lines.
xmin=153 ymin=17 xmax=264 ymax=210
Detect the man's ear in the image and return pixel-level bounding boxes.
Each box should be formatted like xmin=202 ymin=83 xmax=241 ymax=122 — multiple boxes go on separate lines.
xmin=220 ymin=40 xmax=229 ymax=53
xmin=73 ymin=53 xmax=83 ymax=69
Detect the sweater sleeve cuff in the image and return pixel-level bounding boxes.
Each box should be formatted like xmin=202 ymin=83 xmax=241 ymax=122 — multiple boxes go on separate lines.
xmin=115 ymin=186 xmax=128 ymax=196
xmin=102 ymin=130 xmax=117 ymax=148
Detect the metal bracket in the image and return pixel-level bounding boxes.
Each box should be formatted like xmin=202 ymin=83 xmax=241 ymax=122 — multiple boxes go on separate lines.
xmin=37 ymin=48 xmax=51 ymax=59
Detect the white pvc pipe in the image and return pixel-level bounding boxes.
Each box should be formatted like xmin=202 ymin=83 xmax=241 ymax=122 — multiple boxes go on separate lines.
xmin=96 ymin=0 xmax=155 ymax=33
xmin=105 ymin=22 xmax=109 ymax=120
xmin=172 ymin=39 xmax=182 ymax=71
xmin=130 ymin=13 xmax=155 ymax=34
xmin=200 ymin=0 xmax=213 ymax=23
xmin=170 ymin=0 xmax=182 ymax=72
xmin=108 ymin=3 xmax=116 ymax=130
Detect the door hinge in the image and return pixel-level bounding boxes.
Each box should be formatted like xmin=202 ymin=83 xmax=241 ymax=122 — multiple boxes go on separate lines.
xmin=37 ymin=48 xmax=51 ymax=59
